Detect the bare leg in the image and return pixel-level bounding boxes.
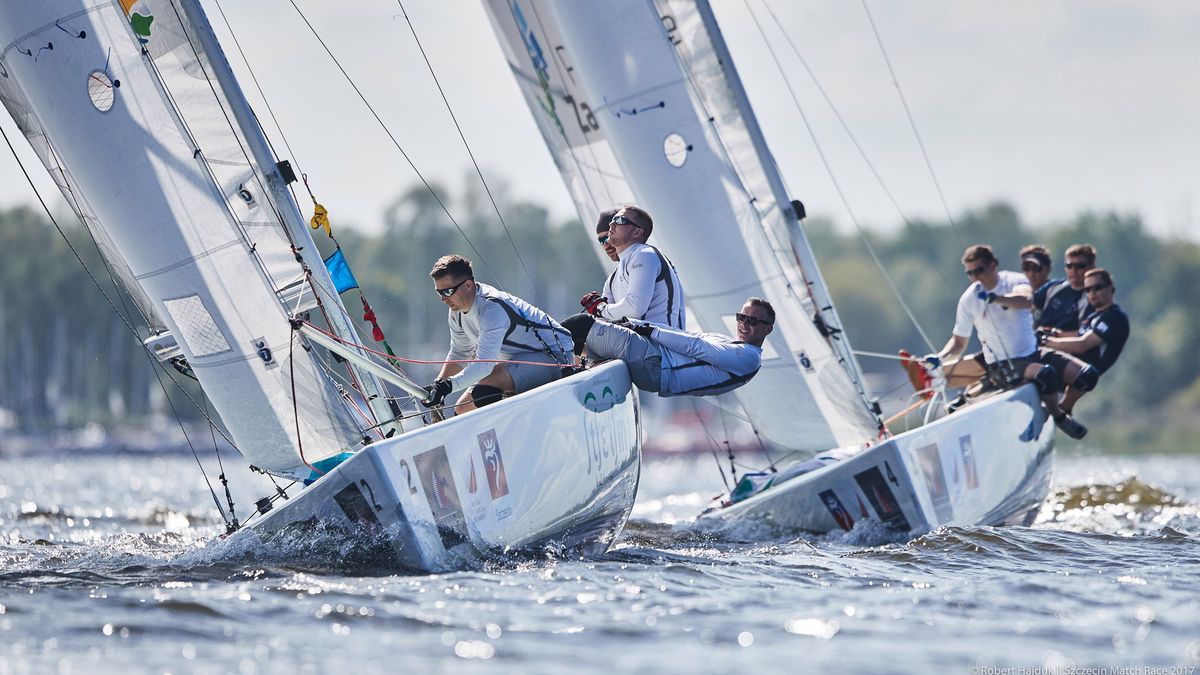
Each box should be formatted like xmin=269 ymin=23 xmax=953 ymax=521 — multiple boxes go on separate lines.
xmin=1055 ymin=355 xmax=1089 ymax=414
xmin=454 ymin=365 xmax=516 ymax=415
xmin=1023 ymin=362 xmax=1063 ymax=417
xmin=944 ymin=358 xmax=986 ymax=389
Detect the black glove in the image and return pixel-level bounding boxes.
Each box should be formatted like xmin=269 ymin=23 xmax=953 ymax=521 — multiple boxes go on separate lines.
xmin=631 ymin=322 xmax=655 ymax=337
xmin=421 ymin=378 xmax=452 ymax=408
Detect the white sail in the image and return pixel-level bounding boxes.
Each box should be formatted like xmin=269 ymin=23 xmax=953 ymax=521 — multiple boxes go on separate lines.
xmin=0 ymin=0 xmax=366 ymax=477
xmin=483 ymin=0 xmax=880 ymax=450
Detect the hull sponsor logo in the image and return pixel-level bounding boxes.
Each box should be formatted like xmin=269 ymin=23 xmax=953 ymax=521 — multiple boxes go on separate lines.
xmin=477 ymin=429 xmax=509 ymax=500
xmin=333 ymin=483 xmax=381 ymax=527
xmin=959 ymin=435 xmax=980 ymax=489
xmin=414 ymin=446 xmax=468 ymax=550
xmin=854 ymin=467 xmax=912 ymax=532
xmin=468 ymin=456 xmax=479 ymax=495
xmin=915 ymin=444 xmax=954 ymax=522
xmin=819 ymin=489 xmax=855 ymax=531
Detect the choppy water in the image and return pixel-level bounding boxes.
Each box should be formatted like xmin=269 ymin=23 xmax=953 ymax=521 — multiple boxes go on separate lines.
xmin=1 ymin=449 xmax=1198 ymax=673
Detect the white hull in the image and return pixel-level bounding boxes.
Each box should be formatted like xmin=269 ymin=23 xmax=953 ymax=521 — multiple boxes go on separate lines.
xmin=697 ymin=384 xmax=1055 ymax=537
xmin=236 ymin=362 xmax=641 ymax=571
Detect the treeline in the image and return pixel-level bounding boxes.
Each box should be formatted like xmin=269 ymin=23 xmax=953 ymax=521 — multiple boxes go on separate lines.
xmin=1 ymin=185 xmax=1196 ymax=450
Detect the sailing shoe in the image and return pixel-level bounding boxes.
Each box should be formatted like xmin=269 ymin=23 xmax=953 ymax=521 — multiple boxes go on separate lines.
xmin=945 ymin=394 xmax=968 ymax=414
xmin=1053 ymin=413 xmax=1088 ymax=440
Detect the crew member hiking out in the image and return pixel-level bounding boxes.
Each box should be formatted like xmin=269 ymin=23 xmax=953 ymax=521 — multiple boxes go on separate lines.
xmin=561 ymin=298 xmax=771 ymax=398
xmin=1037 ymin=243 xmax=1096 ymax=333
xmin=421 ymin=255 xmax=571 ymax=415
xmin=579 ymin=205 xmax=686 ymax=330
xmin=1040 ymin=268 xmax=1129 ymax=415
xmin=928 ymin=244 xmax=1086 ymax=439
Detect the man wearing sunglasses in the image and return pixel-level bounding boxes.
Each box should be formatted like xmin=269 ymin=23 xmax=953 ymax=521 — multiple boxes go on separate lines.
xmin=1037 ymin=244 xmax=1096 ymax=333
xmin=579 ymin=205 xmax=686 ymax=330
xmin=560 ymin=298 xmax=771 ymax=397
xmin=928 ymin=244 xmax=1086 ymax=439
xmin=421 ymin=254 xmax=572 ymax=414
xmin=1019 ymin=245 xmax=1058 ymax=325
xmin=1040 ymin=268 xmax=1128 ymax=415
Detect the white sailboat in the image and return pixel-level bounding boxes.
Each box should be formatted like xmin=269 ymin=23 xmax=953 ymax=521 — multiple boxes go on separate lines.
xmin=482 ymin=0 xmax=1054 ymax=538
xmin=0 ymin=0 xmax=640 ymax=571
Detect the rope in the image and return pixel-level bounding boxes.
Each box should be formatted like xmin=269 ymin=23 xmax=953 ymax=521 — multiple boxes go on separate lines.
xmin=744 ymin=0 xmax=935 ymax=352
xmin=284 ymin=0 xmax=504 ymax=288
xmin=393 ymin=0 xmax=539 ymax=298
xmin=690 ymin=399 xmax=731 ymax=492
xmin=859 ymin=0 xmax=966 ymax=250
xmin=298 ymin=320 xmax=564 ymax=368
xmin=288 ymin=331 xmax=324 ymax=477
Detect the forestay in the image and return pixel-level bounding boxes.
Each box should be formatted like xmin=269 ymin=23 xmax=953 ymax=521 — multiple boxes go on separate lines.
xmin=0 ymin=0 xmax=367 ymax=478
xmin=482 ymin=0 xmax=880 ymax=450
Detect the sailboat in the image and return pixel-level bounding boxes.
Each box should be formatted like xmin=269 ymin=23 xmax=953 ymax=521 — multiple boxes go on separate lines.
xmin=482 ymin=1 xmax=1054 ymax=537
xmin=0 ymin=0 xmax=640 ymax=571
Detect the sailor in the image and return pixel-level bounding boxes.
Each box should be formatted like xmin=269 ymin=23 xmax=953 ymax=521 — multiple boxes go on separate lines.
xmin=1019 ymin=245 xmax=1056 ymax=324
xmin=421 ymin=255 xmax=572 ymax=414
xmin=579 ymin=206 xmax=686 ymax=330
xmin=927 ymin=244 xmax=1086 ymax=439
xmin=1040 ymin=268 xmax=1129 ymax=415
xmin=1036 ymin=243 xmax=1095 ymax=333
xmin=561 ymin=298 xmax=770 ymax=397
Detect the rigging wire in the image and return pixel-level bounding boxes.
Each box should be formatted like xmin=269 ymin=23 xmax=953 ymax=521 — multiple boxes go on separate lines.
xmin=756 ymin=0 xmax=961 ymax=299
xmin=284 ymin=0 xmax=504 ymax=288
xmin=859 ymin=0 xmax=966 ymax=251
xmin=0 ymin=124 xmax=236 ymax=531
xmin=742 ymin=0 xmax=935 ymax=352
xmin=689 ymin=399 xmax=732 ymax=492
xmin=393 ymin=0 xmax=539 ymax=298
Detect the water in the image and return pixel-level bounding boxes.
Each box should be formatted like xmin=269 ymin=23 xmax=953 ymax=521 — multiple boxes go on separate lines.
xmin=2 ymin=449 xmax=1198 ymax=673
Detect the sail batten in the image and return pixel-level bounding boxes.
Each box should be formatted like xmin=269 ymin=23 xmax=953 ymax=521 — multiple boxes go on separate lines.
xmin=484 ymin=0 xmax=880 ymax=451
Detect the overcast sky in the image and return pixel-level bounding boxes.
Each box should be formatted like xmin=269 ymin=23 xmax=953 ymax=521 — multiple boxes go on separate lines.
xmin=1 ymin=1 xmax=1196 ymax=242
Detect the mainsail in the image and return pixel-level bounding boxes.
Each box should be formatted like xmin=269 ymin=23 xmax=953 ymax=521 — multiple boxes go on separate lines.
xmin=0 ymin=0 xmax=379 ymax=478
xmin=483 ymin=0 xmax=881 ymax=451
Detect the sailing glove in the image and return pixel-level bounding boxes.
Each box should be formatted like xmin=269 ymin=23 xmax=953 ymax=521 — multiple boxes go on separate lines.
xmin=630 ymin=322 xmax=655 ymax=338
xmin=581 ymin=292 xmax=607 ymax=316
xmin=421 ymin=378 xmax=453 ymax=408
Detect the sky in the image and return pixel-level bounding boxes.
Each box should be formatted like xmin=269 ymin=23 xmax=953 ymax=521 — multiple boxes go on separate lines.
xmin=1 ymin=1 xmax=1197 ymax=242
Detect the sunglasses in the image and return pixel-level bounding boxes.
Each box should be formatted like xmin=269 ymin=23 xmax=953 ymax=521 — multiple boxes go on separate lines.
xmin=609 ymin=214 xmax=642 ymax=229
xmin=435 ymin=277 xmax=473 ymax=298
xmin=597 ymin=234 xmax=610 ymax=245
xmin=735 ymin=313 xmax=773 ymax=327
xmin=1064 ymin=262 xmax=1091 ymax=270
xmin=964 ymin=266 xmax=987 ymax=277
xmin=1083 ymin=283 xmax=1110 ymax=294
xmin=1021 ymin=261 xmax=1044 ymax=272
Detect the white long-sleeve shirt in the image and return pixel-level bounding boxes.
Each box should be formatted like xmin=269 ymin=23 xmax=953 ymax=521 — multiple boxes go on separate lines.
xmin=446 ymin=283 xmax=571 ymax=392
xmin=647 ymin=324 xmax=762 ymax=397
xmin=599 ymin=242 xmax=686 ymax=329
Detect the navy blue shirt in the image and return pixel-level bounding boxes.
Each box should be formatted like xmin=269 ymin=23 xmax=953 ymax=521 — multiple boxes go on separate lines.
xmin=1037 ymin=280 xmax=1089 ymax=332
xmin=1079 ymin=304 xmax=1129 ymax=374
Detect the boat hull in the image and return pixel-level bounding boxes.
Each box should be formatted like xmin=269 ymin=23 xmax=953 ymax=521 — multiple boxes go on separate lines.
xmin=236 ymin=361 xmax=641 ymax=571
xmin=697 ymin=384 xmax=1055 ymax=538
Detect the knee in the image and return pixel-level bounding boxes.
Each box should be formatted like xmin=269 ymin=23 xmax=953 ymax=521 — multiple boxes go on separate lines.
xmin=560 ymin=313 xmax=595 ymax=355
xmin=1031 ymin=363 xmax=1059 ymax=395
xmin=470 ymin=384 xmax=505 ymax=407
xmin=1071 ymin=364 xmax=1099 ymax=392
